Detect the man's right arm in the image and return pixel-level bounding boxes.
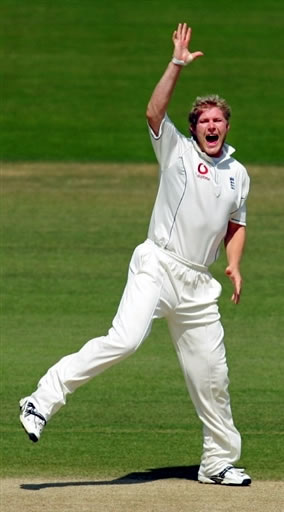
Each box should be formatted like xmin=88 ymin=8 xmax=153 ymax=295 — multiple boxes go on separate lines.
xmin=146 ymin=23 xmax=203 ymax=136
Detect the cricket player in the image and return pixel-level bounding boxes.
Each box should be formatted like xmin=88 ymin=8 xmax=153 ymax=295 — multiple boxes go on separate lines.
xmin=20 ymin=23 xmax=251 ymax=486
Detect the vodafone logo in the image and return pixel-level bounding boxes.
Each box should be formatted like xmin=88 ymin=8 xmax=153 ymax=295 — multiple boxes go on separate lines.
xmin=196 ymin=163 xmax=210 ymax=181
xmin=198 ymin=163 xmax=209 ymax=175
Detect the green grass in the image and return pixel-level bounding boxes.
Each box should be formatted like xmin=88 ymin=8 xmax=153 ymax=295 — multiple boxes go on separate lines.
xmin=1 ymin=162 xmax=283 ymax=480
xmin=1 ymin=0 xmax=283 ymax=482
xmin=1 ymin=0 xmax=284 ymax=163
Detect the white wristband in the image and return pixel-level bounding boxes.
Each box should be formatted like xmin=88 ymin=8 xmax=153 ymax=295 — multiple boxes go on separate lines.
xmin=172 ymin=57 xmax=187 ymax=67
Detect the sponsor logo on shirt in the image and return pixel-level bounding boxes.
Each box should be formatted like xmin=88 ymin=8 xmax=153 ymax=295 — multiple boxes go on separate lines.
xmin=230 ymin=177 xmax=235 ymax=190
xmin=197 ymin=163 xmax=210 ymax=180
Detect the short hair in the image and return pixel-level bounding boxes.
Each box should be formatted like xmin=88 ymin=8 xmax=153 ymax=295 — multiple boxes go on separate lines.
xmin=188 ymin=94 xmax=231 ymax=133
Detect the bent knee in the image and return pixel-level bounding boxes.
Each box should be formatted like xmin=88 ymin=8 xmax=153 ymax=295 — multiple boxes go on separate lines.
xmin=106 ymin=326 xmax=144 ymax=356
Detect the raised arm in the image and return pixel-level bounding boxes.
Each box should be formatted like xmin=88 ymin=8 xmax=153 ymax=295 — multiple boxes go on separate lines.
xmin=146 ymin=23 xmax=203 ymax=136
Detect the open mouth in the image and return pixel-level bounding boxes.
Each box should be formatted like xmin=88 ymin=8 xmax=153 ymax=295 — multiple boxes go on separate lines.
xmin=206 ymin=135 xmax=219 ymax=143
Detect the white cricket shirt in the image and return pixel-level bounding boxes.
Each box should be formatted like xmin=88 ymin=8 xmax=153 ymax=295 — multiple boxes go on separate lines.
xmin=147 ymin=115 xmax=250 ymax=267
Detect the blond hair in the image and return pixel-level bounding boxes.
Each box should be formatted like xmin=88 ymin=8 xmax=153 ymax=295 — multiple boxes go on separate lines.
xmin=188 ymin=95 xmax=231 ymax=134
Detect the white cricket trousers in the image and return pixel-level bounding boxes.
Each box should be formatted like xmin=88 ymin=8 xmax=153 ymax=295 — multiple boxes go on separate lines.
xmin=31 ymin=239 xmax=241 ymax=476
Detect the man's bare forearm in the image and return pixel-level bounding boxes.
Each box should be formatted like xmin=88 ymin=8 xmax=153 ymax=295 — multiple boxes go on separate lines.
xmin=146 ymin=62 xmax=182 ymax=135
xmin=225 ymin=223 xmax=246 ymax=269
xmin=224 ymin=222 xmax=246 ymax=304
xmin=146 ymin=23 xmax=203 ymax=136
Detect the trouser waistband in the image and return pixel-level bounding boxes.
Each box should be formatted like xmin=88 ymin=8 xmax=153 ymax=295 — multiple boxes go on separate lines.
xmin=147 ymin=240 xmax=208 ymax=272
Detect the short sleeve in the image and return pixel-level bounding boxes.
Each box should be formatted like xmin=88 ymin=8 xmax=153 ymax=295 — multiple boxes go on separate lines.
xmin=148 ymin=114 xmax=183 ymax=169
xmin=230 ymin=203 xmax=247 ymax=225
xmin=230 ymin=166 xmax=250 ymax=226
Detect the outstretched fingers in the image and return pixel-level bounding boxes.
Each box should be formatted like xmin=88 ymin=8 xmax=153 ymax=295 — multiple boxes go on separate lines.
xmin=172 ymin=22 xmax=203 ymax=63
xmin=181 ymin=22 xmax=191 ymax=44
xmin=173 ymin=23 xmax=191 ymax=45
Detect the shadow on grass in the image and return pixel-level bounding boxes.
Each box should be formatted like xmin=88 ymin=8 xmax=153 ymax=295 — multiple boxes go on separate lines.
xmin=20 ymin=465 xmax=199 ymax=491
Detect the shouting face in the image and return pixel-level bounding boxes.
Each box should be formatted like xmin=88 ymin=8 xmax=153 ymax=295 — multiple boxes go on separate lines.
xmin=191 ymin=106 xmax=230 ymax=157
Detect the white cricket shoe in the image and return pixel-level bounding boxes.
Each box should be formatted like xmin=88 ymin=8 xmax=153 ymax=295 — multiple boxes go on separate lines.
xmin=198 ymin=465 xmax=251 ymax=486
xmin=19 ymin=398 xmax=46 ymax=442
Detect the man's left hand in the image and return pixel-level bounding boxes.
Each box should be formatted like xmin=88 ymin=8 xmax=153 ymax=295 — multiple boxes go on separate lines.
xmin=225 ymin=265 xmax=242 ymax=304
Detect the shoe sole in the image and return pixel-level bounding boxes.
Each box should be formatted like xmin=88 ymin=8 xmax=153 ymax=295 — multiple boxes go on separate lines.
xmin=199 ymin=477 xmax=251 ymax=486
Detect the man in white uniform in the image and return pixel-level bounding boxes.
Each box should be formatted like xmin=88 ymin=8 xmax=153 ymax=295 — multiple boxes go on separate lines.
xmin=20 ymin=23 xmax=251 ymax=486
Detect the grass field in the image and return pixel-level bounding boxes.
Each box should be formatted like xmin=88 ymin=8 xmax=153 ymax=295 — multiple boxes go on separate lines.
xmin=1 ymin=0 xmax=284 ymax=163
xmin=1 ymin=162 xmax=283 ymax=481
xmin=1 ymin=0 xmax=283 ymax=490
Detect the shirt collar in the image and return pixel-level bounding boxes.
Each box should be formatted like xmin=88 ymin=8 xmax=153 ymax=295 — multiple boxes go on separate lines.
xmin=190 ymin=137 xmax=235 ymax=164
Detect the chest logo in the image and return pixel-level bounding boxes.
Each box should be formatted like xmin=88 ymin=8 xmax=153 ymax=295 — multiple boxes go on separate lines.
xmin=198 ymin=163 xmax=209 ymax=175
xmin=230 ymin=177 xmax=235 ymax=190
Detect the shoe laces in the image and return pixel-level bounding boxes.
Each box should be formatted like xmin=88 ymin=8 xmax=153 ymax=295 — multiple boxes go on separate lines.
xmin=24 ymin=402 xmax=46 ymax=425
xmin=218 ymin=466 xmax=246 ymax=479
